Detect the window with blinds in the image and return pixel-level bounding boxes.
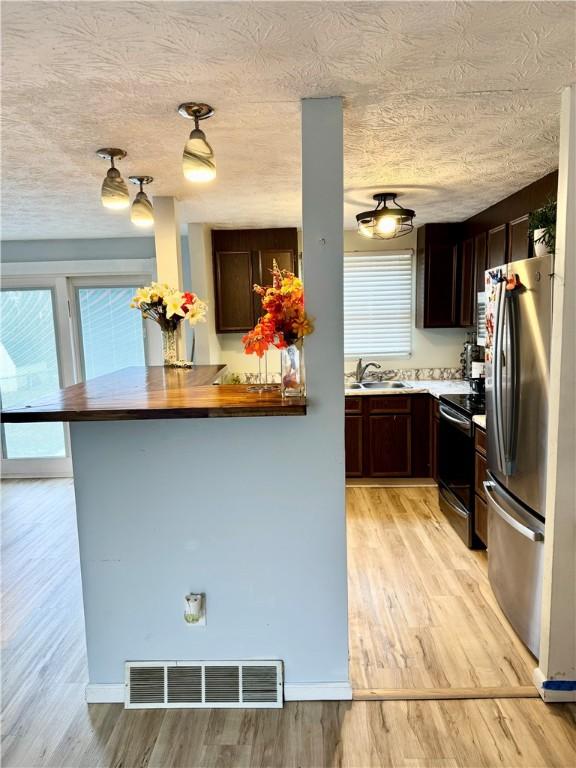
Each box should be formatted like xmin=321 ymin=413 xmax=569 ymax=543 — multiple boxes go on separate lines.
xmin=344 ymin=251 xmax=413 ymax=358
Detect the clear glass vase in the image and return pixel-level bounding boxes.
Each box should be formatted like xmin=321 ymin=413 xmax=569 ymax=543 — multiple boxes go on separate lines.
xmin=281 ymin=340 xmax=305 ymax=398
xmin=161 ymin=326 xmax=179 ymax=366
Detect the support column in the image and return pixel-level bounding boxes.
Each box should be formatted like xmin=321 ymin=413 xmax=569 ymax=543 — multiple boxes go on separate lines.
xmin=534 ymin=84 xmax=576 ymax=702
xmin=153 ymin=196 xmax=185 ymax=357
xmin=153 ymin=197 xmax=183 ymax=288
xmin=300 ymin=96 xmax=350 ymax=698
xmin=186 ymin=223 xmax=221 ymax=364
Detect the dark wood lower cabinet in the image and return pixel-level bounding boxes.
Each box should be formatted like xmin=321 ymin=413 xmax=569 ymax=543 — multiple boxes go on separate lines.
xmin=430 ymin=399 xmax=440 ymax=481
xmin=345 ymin=414 xmax=363 ymax=477
xmin=368 ymin=414 xmax=411 ymax=477
xmin=345 ymin=394 xmax=431 ymax=478
xmin=474 ymin=494 xmax=488 ymax=546
xmin=474 ymin=425 xmax=488 ymax=547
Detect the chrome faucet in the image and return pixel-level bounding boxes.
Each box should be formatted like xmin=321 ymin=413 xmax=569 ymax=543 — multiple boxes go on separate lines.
xmin=355 ymin=358 xmax=381 ymax=383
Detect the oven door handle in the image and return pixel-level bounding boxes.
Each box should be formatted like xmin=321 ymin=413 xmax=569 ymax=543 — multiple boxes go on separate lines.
xmin=439 ymin=485 xmax=468 ymax=519
xmin=439 ymin=404 xmax=471 ymax=429
xmin=484 ymin=481 xmax=544 ymax=542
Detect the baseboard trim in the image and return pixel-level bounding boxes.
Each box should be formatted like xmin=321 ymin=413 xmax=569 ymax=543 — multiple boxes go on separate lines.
xmin=533 ymin=668 xmax=576 ymax=702
xmin=86 ymin=681 xmax=353 ymax=704
xmin=284 ymin=682 xmax=353 ymax=701
xmin=86 ymin=683 xmax=124 ymax=703
xmin=353 ymin=686 xmax=539 ymax=701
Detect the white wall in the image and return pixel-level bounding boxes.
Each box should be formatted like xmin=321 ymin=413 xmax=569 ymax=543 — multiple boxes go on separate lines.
xmin=342 ymin=229 xmax=467 ymax=372
xmin=535 ymin=84 xmax=576 ymax=702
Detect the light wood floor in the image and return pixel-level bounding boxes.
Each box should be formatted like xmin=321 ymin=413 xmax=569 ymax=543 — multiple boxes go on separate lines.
xmin=1 ymin=479 xmax=575 ymax=768
xmin=347 ymin=486 xmax=539 ymax=692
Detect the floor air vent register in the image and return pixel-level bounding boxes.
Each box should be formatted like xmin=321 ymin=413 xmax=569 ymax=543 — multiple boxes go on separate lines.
xmin=125 ymin=661 xmax=283 ymax=709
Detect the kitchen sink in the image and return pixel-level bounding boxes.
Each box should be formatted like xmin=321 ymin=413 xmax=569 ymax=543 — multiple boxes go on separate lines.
xmin=362 ymin=381 xmax=411 ymax=390
xmin=347 ymin=381 xmax=412 ymax=390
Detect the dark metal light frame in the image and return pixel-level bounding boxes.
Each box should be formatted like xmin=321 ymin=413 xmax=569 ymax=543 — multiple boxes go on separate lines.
xmin=356 ymin=192 xmax=415 ymax=240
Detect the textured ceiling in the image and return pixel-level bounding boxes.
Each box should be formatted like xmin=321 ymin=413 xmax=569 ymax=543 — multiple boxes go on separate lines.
xmin=1 ymin=1 xmax=574 ymax=240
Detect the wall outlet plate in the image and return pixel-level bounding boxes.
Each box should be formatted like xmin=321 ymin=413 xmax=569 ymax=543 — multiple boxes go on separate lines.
xmin=184 ymin=593 xmax=206 ymax=626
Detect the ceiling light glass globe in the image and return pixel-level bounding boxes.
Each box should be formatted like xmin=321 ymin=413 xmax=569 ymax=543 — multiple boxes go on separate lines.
xmin=377 ymin=215 xmax=398 ymax=236
xmin=130 ymin=191 xmax=154 ymax=227
xmin=101 ymin=168 xmax=130 ymax=210
xmin=182 ymin=128 xmax=216 ymax=182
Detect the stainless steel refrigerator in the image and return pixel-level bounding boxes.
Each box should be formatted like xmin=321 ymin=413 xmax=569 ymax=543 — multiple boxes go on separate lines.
xmin=484 ymin=253 xmax=552 ymax=657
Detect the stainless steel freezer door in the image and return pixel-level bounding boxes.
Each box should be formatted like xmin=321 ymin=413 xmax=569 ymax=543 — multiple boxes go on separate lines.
xmin=485 ymin=254 xmax=552 ymax=518
xmin=485 ymin=476 xmax=545 ymax=657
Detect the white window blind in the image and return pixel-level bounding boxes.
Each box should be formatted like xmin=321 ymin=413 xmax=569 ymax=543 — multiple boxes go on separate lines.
xmin=344 ymin=251 xmax=413 ymax=358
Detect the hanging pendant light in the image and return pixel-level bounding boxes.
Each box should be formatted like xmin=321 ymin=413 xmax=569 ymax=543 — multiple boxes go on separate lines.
xmin=356 ymin=193 xmax=415 ymax=239
xmin=128 ymin=176 xmax=154 ymax=227
xmin=96 ymin=148 xmax=129 ymax=209
xmin=178 ymin=102 xmax=216 ymax=182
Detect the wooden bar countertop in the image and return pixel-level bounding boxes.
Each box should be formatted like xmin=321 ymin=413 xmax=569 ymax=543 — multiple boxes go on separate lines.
xmin=1 ymin=366 xmax=307 ymax=422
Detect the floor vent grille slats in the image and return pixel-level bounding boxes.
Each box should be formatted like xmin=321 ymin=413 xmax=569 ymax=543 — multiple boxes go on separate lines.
xmin=125 ymin=661 xmax=283 ymax=709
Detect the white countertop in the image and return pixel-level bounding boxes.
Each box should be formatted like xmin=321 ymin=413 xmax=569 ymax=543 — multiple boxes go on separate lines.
xmin=473 ymin=414 xmax=486 ymax=429
xmin=345 ymin=379 xmax=472 ymax=399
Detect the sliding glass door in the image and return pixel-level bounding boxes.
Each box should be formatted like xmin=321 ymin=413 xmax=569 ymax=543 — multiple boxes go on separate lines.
xmin=0 ymin=288 xmax=66 ymax=459
xmin=1 ymin=270 xmax=154 ymax=477
xmin=73 ymin=283 xmax=147 ymax=380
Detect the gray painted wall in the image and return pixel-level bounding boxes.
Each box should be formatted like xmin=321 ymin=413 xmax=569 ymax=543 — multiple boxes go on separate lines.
xmin=1 ymin=237 xmax=156 ymax=262
xmin=1 ymin=235 xmax=192 ymax=295
xmin=68 ymin=98 xmax=349 ymax=691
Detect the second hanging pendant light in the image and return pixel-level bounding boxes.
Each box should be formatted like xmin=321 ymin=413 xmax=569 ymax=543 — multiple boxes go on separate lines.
xmin=128 ymin=176 xmax=154 ymax=227
xmin=178 ymin=102 xmax=216 ymax=182
xmin=97 ymin=148 xmax=130 ymax=209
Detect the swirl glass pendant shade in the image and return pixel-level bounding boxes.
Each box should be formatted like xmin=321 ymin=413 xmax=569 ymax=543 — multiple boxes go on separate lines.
xmin=178 ymin=103 xmax=216 ymax=182
xmin=183 ymin=127 xmax=216 ymax=182
xmin=129 ymin=177 xmax=154 ymax=227
xmin=97 ymin=149 xmax=130 ymax=210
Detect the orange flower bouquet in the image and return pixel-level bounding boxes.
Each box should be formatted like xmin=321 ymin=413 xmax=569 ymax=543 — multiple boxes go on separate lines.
xmin=242 ymin=261 xmax=313 ymax=397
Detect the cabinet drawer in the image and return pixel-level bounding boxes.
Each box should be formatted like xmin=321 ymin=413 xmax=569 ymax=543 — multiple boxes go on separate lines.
xmin=345 ymin=397 xmax=363 ymax=414
xmin=474 ymin=426 xmax=487 ymax=456
xmin=474 ymin=493 xmax=488 ymax=546
xmin=367 ymin=396 xmax=411 ymax=414
xmin=475 ymin=451 xmax=488 ymax=500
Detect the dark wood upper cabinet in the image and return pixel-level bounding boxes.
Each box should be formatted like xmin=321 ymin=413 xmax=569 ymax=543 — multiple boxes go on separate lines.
xmin=212 ymin=229 xmax=298 ymax=333
xmin=459 ymin=237 xmax=475 ymax=327
xmin=214 ymin=251 xmax=254 ymax=333
xmin=475 ymin=231 xmax=488 ymax=294
xmin=487 ymin=223 xmax=509 ymax=269
xmin=416 ymin=224 xmax=461 ymax=328
xmin=508 ymin=214 xmax=532 ymax=263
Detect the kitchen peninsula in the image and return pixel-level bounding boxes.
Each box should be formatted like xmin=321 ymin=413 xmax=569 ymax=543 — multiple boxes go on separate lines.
xmin=1 ymin=364 xmax=349 ymax=704
xmin=2 ymin=366 xmax=307 ymax=421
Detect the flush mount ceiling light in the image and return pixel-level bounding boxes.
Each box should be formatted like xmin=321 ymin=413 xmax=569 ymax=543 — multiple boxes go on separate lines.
xmin=178 ymin=102 xmax=216 ymax=182
xmin=96 ymin=148 xmax=130 ymax=210
xmin=356 ymin=193 xmax=415 ymax=240
xmin=128 ymin=176 xmax=154 ymax=227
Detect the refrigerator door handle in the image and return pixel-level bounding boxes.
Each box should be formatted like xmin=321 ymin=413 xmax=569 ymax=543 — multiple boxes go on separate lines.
xmin=503 ymin=292 xmax=520 ymax=474
xmin=493 ymin=280 xmax=507 ymax=473
xmin=484 ymin=481 xmax=544 ymax=542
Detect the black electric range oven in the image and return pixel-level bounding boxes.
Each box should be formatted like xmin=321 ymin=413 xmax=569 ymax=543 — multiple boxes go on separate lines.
xmin=437 ymin=393 xmax=485 ymax=548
